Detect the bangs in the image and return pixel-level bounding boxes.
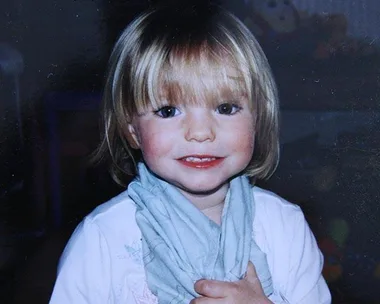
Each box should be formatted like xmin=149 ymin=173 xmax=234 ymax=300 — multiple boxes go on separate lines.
xmin=160 ymin=49 xmax=250 ymax=108
xmin=132 ymin=42 xmax=253 ymax=114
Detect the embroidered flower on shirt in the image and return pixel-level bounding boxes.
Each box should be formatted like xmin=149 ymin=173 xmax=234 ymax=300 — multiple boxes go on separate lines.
xmin=132 ymin=283 xmax=158 ymax=304
xmin=125 ymin=241 xmax=143 ymax=265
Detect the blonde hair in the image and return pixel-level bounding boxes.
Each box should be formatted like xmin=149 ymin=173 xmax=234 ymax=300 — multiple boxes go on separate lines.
xmin=93 ymin=2 xmax=280 ymax=186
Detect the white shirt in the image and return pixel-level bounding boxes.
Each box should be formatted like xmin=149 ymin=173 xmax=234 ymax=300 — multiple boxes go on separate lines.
xmin=50 ymin=187 xmax=331 ymax=304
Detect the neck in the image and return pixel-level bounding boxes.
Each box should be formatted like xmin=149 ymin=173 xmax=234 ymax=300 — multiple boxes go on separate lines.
xmin=179 ymin=183 xmax=229 ymax=225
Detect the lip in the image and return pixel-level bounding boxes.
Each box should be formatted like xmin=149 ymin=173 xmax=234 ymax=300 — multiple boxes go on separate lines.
xmin=177 ymin=155 xmax=224 ymax=169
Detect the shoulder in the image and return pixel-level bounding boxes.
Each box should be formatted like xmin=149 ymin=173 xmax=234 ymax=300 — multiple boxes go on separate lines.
xmin=59 ymin=189 xmax=141 ymax=267
xmin=84 ymin=189 xmax=141 ymax=243
xmin=252 ymin=186 xmax=303 ymax=223
xmin=58 ymin=189 xmax=142 ymax=273
xmin=52 ymin=190 xmax=145 ymax=303
xmin=88 ymin=189 xmax=136 ymax=222
xmin=251 ymin=186 xmax=305 ymax=251
xmin=251 ymin=185 xmax=310 ymax=255
xmin=251 ymin=186 xmax=331 ymax=303
xmin=251 ymin=185 xmax=310 ymax=250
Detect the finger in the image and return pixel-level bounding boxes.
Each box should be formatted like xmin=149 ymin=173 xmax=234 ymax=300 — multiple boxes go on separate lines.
xmin=190 ymin=295 xmax=219 ymax=304
xmin=194 ymin=279 xmax=234 ymax=298
xmin=245 ymin=261 xmax=265 ymax=295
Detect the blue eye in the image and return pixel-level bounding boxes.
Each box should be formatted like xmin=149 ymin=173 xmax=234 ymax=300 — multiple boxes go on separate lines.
xmin=216 ymin=103 xmax=241 ymax=115
xmin=154 ymin=106 xmax=180 ymax=118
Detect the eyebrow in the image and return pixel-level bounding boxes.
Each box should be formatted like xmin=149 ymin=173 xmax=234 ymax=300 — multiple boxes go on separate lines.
xmin=151 ymin=94 xmax=248 ymax=109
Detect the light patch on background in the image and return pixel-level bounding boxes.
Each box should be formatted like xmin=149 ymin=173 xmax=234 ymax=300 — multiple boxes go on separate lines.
xmin=292 ymin=0 xmax=380 ymax=43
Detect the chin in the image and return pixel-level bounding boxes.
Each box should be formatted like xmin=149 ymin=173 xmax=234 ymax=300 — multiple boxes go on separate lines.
xmin=177 ymin=180 xmax=229 ymax=196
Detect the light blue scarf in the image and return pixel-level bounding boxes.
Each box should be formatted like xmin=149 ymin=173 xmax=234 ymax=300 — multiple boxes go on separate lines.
xmin=128 ymin=162 xmax=273 ymax=303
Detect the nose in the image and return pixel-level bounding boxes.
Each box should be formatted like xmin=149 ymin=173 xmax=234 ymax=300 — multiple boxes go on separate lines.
xmin=184 ymin=110 xmax=216 ymax=142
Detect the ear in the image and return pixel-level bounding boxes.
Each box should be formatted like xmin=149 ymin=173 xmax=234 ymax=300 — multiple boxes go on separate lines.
xmin=126 ymin=123 xmax=141 ymax=149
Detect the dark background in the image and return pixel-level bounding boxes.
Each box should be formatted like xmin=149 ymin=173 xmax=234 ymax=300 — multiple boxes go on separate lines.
xmin=1 ymin=0 xmax=379 ymax=303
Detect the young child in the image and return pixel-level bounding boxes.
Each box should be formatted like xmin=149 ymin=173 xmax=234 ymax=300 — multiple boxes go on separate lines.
xmin=50 ymin=2 xmax=331 ymax=303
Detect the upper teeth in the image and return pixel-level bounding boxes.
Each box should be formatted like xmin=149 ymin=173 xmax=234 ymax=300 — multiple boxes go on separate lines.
xmin=184 ymin=157 xmax=216 ymax=162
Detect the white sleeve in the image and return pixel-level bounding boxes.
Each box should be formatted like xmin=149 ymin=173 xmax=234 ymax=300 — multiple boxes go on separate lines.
xmin=283 ymin=211 xmax=331 ymax=304
xmin=49 ymin=217 xmax=112 ymax=304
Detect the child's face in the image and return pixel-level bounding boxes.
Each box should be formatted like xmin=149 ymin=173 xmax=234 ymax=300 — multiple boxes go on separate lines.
xmin=127 ymin=68 xmax=255 ymax=195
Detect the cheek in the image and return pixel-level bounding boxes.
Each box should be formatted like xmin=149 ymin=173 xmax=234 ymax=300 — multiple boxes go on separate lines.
xmin=234 ymin=132 xmax=255 ymax=159
xmin=138 ymin=127 xmax=174 ymax=160
xmin=230 ymin=120 xmax=255 ymax=156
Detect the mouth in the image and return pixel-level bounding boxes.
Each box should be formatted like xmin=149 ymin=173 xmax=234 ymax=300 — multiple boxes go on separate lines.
xmin=177 ymin=155 xmax=224 ymax=169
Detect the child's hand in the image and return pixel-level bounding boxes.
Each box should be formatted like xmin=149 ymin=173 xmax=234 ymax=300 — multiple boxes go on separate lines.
xmin=190 ymin=262 xmax=273 ymax=304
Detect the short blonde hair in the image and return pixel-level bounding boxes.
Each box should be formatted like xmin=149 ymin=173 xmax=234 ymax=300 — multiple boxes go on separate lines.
xmin=93 ymin=2 xmax=280 ymax=186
